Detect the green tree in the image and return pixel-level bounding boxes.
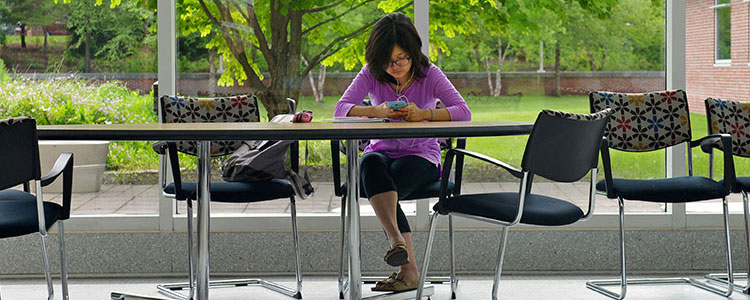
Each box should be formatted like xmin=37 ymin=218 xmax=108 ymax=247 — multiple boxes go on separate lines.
xmin=64 ymin=0 xmax=152 ymax=72
xmin=3 ymin=0 xmax=64 ymax=48
xmin=173 ymin=0 xmax=416 ymax=118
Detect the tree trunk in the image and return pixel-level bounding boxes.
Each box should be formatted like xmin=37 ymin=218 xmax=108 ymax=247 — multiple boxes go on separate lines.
xmin=85 ymin=30 xmax=91 ymax=73
xmin=258 ymin=88 xmax=297 ymax=120
xmin=209 ymin=50 xmax=216 ymax=97
xmin=554 ymin=42 xmax=561 ymax=97
xmin=316 ymin=65 xmax=326 ymax=102
xmin=598 ymin=50 xmax=607 ymax=71
xmin=43 ymin=30 xmax=49 ymax=65
xmin=19 ymin=24 xmax=26 ymax=48
xmin=493 ymin=36 xmax=506 ymax=97
xmin=485 ymin=58 xmax=494 ymax=96
xmin=437 ymin=47 xmax=443 ymax=69
xmin=473 ymin=43 xmax=482 ymax=68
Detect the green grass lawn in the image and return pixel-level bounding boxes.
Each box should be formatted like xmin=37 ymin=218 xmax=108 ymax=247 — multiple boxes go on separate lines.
xmin=6 ymin=35 xmax=70 ymax=49
xmin=292 ymin=95 xmax=748 ymax=181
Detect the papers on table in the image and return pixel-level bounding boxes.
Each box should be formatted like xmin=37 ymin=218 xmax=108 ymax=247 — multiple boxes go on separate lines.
xmin=325 ymin=117 xmax=390 ymax=123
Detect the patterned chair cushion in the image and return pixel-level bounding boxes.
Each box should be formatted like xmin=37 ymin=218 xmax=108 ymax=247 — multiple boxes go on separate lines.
xmin=160 ymin=95 xmax=260 ymax=157
xmin=705 ymin=98 xmax=750 ymax=157
xmin=590 ymin=90 xmax=691 ymax=152
xmin=541 ymin=108 xmax=612 ymax=121
xmin=0 ymin=116 xmax=34 ymax=127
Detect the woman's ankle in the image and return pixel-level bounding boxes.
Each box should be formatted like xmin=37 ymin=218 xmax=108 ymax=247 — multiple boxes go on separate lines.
xmin=388 ymin=235 xmax=405 ymax=246
xmin=399 ymin=267 xmax=419 ymax=280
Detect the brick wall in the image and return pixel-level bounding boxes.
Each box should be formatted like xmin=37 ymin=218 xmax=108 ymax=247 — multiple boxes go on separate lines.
xmin=14 ymin=72 xmax=665 ymax=100
xmin=687 ymin=0 xmax=750 ymax=113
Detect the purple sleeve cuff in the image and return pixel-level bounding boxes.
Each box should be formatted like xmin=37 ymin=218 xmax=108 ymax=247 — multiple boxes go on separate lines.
xmin=446 ymin=105 xmax=472 ymax=121
xmin=429 ymin=65 xmax=471 ymax=121
xmin=334 ymin=102 xmax=356 ymax=118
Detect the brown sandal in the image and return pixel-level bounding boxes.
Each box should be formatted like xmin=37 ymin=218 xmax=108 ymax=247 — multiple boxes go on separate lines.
xmin=371 ymin=272 xmax=418 ymax=292
xmin=383 ymin=242 xmax=409 ymax=267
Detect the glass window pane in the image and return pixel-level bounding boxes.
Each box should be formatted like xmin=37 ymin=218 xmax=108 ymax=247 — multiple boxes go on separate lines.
xmin=716 ymin=6 xmax=731 ymax=61
xmin=173 ymin=1 xmax=667 ymax=216
xmin=686 ymin=1 xmax=749 ymax=214
xmin=0 ymin=0 xmax=158 ymax=215
xmin=426 ymin=0 xmax=666 ymax=214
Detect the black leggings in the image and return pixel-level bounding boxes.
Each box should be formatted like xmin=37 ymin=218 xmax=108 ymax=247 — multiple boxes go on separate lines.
xmin=359 ymin=152 xmax=439 ymax=233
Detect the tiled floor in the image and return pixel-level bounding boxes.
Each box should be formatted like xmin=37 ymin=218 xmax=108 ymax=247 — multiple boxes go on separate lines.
xmin=2 ymin=275 xmax=750 ymax=300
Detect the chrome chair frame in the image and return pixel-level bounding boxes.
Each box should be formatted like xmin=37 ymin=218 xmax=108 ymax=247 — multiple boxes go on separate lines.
xmin=0 ymin=117 xmax=72 ymax=300
xmin=417 ymin=143 xmax=600 ymax=300
xmin=154 ymin=141 xmax=303 ymax=300
xmin=701 ymin=102 xmax=750 ymax=293
xmin=704 ymin=189 xmax=750 ymax=294
xmin=111 ymin=97 xmax=302 ymax=300
xmin=586 ymin=135 xmax=736 ymax=299
xmin=30 ymin=180 xmax=72 ymax=300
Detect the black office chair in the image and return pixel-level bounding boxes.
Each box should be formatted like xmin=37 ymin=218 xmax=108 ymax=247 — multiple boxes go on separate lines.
xmin=331 ymin=101 xmax=466 ymax=299
xmin=0 ymin=117 xmax=74 ymax=300
xmin=152 ymin=95 xmax=303 ymax=300
xmin=416 ymin=109 xmax=612 ymax=300
xmin=586 ymin=90 xmax=736 ymax=299
xmin=702 ymin=97 xmax=750 ymax=294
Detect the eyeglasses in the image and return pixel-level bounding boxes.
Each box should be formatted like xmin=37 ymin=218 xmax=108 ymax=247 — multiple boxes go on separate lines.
xmin=385 ymin=57 xmax=411 ymax=68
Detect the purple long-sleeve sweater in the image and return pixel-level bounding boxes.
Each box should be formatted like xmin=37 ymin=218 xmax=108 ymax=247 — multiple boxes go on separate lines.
xmin=334 ymin=64 xmax=472 ymax=166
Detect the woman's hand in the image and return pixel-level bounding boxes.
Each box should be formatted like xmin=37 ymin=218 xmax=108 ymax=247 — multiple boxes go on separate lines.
xmin=374 ymin=102 xmax=408 ymax=119
xmin=400 ymin=102 xmax=429 ymax=122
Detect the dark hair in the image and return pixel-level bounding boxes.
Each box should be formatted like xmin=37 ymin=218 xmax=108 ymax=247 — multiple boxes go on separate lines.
xmin=365 ymin=12 xmax=430 ymax=84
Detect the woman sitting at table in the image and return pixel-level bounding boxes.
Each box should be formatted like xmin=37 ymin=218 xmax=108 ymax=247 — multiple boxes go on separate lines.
xmin=334 ymin=12 xmax=471 ymax=292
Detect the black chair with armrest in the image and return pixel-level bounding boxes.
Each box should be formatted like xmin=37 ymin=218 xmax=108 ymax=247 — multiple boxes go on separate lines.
xmin=702 ymin=97 xmax=750 ymax=294
xmin=150 ymin=95 xmax=303 ymax=300
xmin=586 ymin=90 xmax=736 ymax=299
xmin=0 ymin=117 xmax=74 ymax=300
xmin=331 ymin=126 xmax=466 ymax=298
xmin=416 ymin=109 xmax=612 ymax=300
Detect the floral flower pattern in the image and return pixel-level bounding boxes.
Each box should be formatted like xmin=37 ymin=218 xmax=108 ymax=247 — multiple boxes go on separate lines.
xmin=161 ymin=95 xmax=260 ymax=156
xmin=706 ymin=98 xmax=750 ymax=157
xmin=590 ymin=90 xmax=691 ymax=152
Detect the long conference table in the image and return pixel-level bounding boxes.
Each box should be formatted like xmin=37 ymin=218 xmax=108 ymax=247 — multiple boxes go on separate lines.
xmin=37 ymin=121 xmax=533 ymax=300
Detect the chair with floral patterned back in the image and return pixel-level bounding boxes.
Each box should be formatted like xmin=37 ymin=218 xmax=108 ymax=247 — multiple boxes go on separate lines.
xmin=586 ymin=90 xmax=736 ymax=299
xmin=703 ymin=97 xmax=750 ymax=294
xmin=152 ymin=95 xmax=303 ymax=300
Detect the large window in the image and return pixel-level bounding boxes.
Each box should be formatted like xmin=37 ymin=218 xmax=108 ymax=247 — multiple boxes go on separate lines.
xmin=0 ymin=0 xmax=158 ymax=218
xmin=715 ymin=0 xmax=732 ymax=64
xmin=8 ymin=1 xmax=740 ymax=233
xmin=428 ymin=0 xmax=666 ymax=215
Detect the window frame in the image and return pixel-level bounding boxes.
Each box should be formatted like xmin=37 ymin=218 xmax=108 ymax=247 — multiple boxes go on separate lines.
xmin=713 ymin=0 xmax=732 ymax=65
xmin=54 ymin=0 xmax=744 ymax=234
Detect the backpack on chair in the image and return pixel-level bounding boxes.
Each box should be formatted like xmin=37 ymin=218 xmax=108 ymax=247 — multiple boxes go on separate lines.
xmin=220 ymin=106 xmax=315 ymax=199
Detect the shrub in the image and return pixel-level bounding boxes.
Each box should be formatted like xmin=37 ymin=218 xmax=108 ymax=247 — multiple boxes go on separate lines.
xmin=0 ymin=77 xmax=161 ymax=170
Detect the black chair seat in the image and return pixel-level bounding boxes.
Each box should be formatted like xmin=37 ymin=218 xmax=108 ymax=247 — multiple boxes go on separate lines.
xmin=436 ymin=192 xmax=584 ymax=226
xmin=0 ymin=190 xmax=62 ymax=238
xmin=342 ymin=181 xmax=454 ymax=200
xmin=720 ymin=177 xmax=750 ymax=192
xmin=164 ymin=179 xmax=295 ymax=203
xmin=596 ymin=176 xmax=729 ymax=203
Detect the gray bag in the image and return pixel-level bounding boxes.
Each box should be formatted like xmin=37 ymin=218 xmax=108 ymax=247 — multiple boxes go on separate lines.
xmin=220 ymin=114 xmax=314 ymax=199
xmin=221 ymin=139 xmax=291 ymax=181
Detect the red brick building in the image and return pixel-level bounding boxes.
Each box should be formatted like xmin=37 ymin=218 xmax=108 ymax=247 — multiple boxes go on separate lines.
xmin=687 ymin=0 xmax=750 ymax=113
